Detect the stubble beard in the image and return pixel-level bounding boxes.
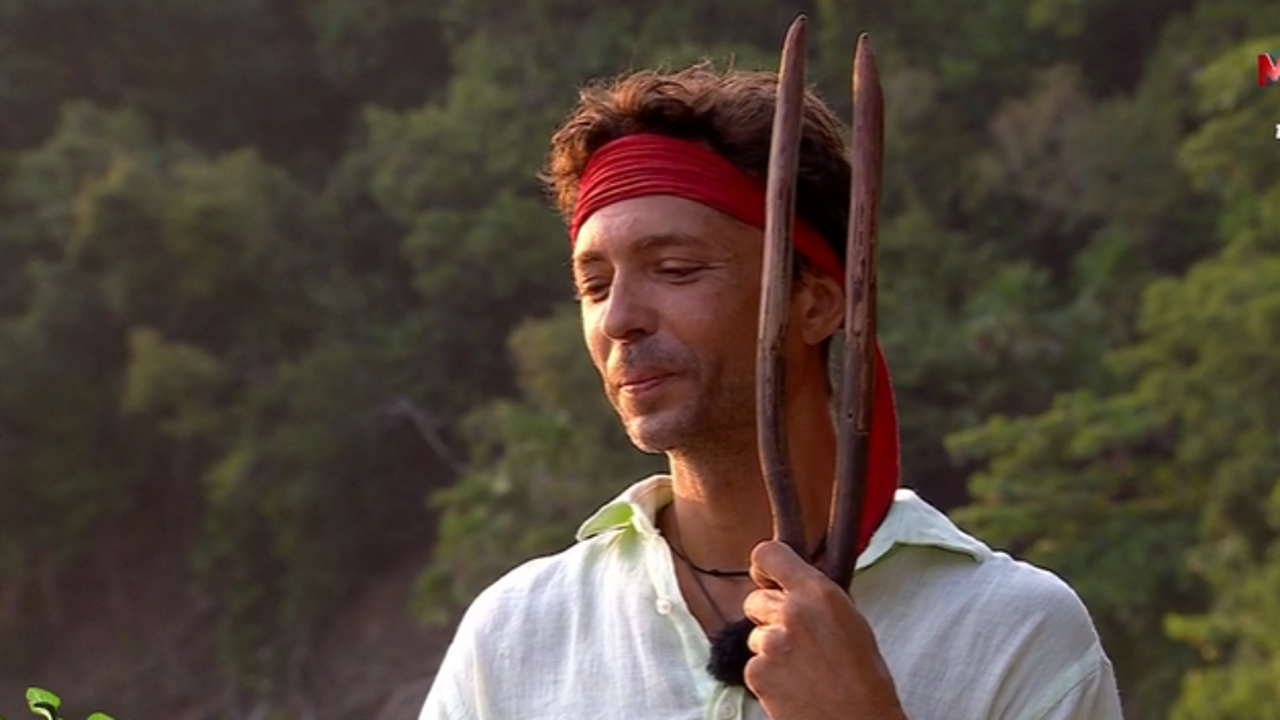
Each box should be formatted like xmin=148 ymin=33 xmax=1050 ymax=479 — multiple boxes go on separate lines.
xmin=614 ymin=356 xmax=757 ymax=462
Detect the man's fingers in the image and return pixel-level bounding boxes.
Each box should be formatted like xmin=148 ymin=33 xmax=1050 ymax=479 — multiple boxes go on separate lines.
xmin=743 ymin=587 xmax=786 ymax=626
xmin=750 ymin=539 xmax=826 ymax=591
xmin=746 ymin=624 xmax=790 ymax=657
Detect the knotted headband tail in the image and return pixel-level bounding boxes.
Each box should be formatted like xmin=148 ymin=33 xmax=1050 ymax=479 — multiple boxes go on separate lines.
xmin=570 ymin=133 xmax=900 ymax=555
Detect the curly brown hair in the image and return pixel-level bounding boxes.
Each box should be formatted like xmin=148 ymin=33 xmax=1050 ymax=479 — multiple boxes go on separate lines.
xmin=541 ymin=63 xmax=852 ymax=265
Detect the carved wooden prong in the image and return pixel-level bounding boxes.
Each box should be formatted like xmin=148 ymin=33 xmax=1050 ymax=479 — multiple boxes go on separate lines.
xmin=822 ymin=33 xmax=883 ymax=590
xmin=758 ymin=13 xmax=809 ymax=555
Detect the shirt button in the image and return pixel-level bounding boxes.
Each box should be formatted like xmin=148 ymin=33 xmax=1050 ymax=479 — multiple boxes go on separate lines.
xmin=655 ymin=597 xmax=673 ymax=615
xmin=718 ymin=703 xmax=737 ymax=719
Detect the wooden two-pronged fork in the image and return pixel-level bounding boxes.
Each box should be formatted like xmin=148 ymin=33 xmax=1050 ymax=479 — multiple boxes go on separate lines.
xmin=708 ymin=13 xmax=884 ymax=686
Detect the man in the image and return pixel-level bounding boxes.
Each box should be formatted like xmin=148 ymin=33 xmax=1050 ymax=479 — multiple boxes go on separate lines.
xmin=419 ymin=65 xmax=1123 ymax=720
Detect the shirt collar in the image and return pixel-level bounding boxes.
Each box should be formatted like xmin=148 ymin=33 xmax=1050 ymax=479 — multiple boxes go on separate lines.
xmin=577 ymin=474 xmax=988 ymax=571
xmin=577 ymin=474 xmax=672 ymax=541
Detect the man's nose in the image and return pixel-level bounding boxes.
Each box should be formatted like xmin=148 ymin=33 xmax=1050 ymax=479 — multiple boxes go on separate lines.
xmin=600 ymin=275 xmax=657 ymax=342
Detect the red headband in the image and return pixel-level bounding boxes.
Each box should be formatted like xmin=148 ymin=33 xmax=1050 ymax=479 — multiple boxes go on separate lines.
xmin=570 ymin=133 xmax=900 ymax=556
xmin=571 ymin=134 xmax=843 ymax=284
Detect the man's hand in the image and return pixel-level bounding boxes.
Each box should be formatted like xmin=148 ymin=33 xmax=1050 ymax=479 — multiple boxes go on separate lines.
xmin=742 ymin=541 xmax=908 ymax=720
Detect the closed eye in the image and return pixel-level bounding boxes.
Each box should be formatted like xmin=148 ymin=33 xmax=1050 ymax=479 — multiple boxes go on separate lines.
xmin=654 ymin=262 xmax=706 ymax=281
xmin=574 ymin=278 xmax=610 ymax=303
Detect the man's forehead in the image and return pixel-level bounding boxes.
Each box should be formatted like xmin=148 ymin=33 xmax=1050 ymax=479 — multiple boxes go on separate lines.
xmin=572 ymin=196 xmax=756 ymax=263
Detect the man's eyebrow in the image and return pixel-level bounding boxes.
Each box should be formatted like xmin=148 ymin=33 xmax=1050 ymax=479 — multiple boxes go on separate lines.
xmin=571 ymin=248 xmax=607 ymax=272
xmin=572 ymin=232 xmax=723 ymax=272
xmin=633 ymin=232 xmax=712 ymax=252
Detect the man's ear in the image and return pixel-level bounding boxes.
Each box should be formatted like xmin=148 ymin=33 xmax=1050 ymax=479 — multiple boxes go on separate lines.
xmin=794 ymin=269 xmax=844 ymax=346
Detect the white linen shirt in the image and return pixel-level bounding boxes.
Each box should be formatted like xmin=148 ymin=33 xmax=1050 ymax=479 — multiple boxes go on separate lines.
xmin=419 ymin=475 xmax=1123 ymax=720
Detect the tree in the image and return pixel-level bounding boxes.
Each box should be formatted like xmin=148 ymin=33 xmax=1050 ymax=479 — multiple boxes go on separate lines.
xmin=949 ymin=29 xmax=1280 ymax=720
xmin=0 ymin=102 xmax=440 ymax=710
xmin=1162 ymin=33 xmax=1280 ymax=720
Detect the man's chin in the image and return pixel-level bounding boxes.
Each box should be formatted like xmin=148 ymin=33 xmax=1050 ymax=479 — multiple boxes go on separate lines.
xmin=622 ymin=416 xmax=689 ymax=454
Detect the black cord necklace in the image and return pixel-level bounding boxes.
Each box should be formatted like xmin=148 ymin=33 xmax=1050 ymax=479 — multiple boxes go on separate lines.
xmin=667 ymin=540 xmax=752 ymax=578
xmin=663 ymin=514 xmax=829 ymax=688
xmin=685 ymin=559 xmax=734 ymax=624
xmin=664 ymin=514 xmax=828 ymax=579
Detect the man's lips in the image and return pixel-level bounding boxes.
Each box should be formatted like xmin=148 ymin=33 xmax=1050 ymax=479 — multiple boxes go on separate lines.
xmin=618 ymin=372 xmax=674 ymax=395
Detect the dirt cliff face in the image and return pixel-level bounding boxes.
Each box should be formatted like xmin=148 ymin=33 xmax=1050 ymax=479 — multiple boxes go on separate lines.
xmin=0 ymin=545 xmax=450 ymax=720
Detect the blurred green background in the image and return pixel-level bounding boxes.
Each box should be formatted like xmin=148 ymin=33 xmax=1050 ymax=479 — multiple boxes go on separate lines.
xmin=0 ymin=1 xmax=1278 ymax=718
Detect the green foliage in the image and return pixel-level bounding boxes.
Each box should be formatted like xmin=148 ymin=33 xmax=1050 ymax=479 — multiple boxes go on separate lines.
xmin=0 ymin=0 xmax=350 ymax=164
xmin=122 ymin=326 xmax=228 ymax=438
xmin=949 ymin=26 xmax=1280 ymax=720
xmin=1158 ymin=33 xmax=1280 ymax=720
xmin=0 ymin=99 xmax=432 ymax=701
xmin=416 ymin=306 xmax=663 ymax=623
xmin=306 ymin=0 xmax=450 ymax=110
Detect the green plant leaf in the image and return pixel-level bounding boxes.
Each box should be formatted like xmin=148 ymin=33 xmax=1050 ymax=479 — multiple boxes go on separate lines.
xmin=25 ymin=687 xmax=61 ymax=720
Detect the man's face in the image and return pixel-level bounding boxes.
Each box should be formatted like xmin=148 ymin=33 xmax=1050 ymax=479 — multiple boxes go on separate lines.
xmin=572 ymin=196 xmax=764 ymax=454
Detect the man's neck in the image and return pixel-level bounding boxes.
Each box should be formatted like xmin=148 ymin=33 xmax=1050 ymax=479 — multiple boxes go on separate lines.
xmin=662 ymin=389 xmax=837 ymax=572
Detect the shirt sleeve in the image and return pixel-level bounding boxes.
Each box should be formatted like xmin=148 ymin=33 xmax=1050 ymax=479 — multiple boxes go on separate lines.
xmin=1029 ymin=649 xmax=1124 ymax=720
xmin=415 ymin=555 xmax=557 ymax=720
xmin=418 ymin=592 xmax=495 ymax=720
xmin=417 ymin=637 xmax=478 ymax=720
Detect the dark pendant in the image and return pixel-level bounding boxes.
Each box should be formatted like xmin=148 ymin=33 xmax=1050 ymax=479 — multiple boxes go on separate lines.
xmin=707 ymin=617 xmax=756 ymax=688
